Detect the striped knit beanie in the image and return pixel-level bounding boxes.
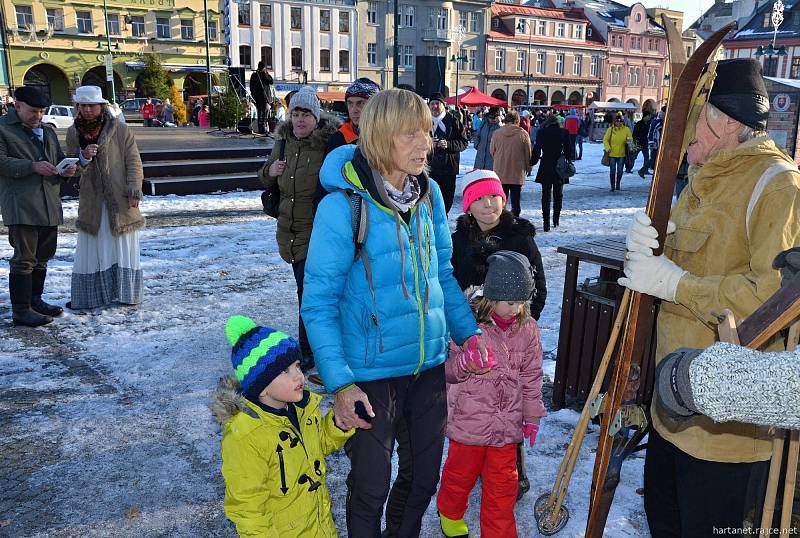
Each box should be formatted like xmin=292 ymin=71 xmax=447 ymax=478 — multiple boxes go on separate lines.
xmin=225 ymin=315 xmax=301 ymax=400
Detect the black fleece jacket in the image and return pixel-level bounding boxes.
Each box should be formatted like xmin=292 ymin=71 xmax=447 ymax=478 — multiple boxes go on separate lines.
xmin=450 ymin=213 xmax=547 ymax=320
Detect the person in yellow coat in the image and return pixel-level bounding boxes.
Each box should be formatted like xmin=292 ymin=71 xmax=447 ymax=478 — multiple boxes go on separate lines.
xmin=603 ymin=112 xmax=633 ymax=192
xmin=212 ymin=315 xmax=354 ymax=537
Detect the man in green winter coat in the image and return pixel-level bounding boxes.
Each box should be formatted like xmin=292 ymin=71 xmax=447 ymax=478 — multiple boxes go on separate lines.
xmin=0 ymin=86 xmax=77 ymax=327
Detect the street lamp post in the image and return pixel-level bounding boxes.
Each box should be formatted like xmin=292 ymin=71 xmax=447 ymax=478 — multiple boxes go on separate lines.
xmin=450 ymin=52 xmax=467 ymax=108
xmin=101 ymin=0 xmax=116 ymax=103
xmin=517 ymin=20 xmax=533 ymax=106
xmin=755 ymin=0 xmax=787 ymax=74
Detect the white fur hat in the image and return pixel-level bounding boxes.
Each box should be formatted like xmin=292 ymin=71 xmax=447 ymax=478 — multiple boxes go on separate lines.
xmin=73 ymin=85 xmax=108 ymax=105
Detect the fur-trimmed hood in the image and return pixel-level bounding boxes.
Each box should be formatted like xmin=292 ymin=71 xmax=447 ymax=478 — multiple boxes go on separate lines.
xmin=211 ymin=376 xmax=258 ymax=424
xmin=274 ymin=113 xmax=340 ymax=152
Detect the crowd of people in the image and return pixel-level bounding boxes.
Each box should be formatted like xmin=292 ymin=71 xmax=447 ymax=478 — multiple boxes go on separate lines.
xmin=220 ymin=60 xmax=800 ymax=538
xmin=3 ymin=58 xmax=800 ymax=538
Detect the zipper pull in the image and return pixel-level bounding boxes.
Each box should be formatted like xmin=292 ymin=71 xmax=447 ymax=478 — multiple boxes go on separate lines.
xmin=371 ymin=314 xmax=378 ymax=326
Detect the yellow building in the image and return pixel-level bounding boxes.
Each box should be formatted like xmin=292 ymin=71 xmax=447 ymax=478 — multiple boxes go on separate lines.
xmin=1 ymin=0 xmax=226 ymax=104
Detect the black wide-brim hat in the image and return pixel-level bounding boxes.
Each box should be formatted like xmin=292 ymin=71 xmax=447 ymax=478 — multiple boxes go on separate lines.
xmin=14 ymin=86 xmax=51 ymax=108
xmin=708 ymin=58 xmax=769 ymax=130
xmin=430 ymin=92 xmax=446 ymax=104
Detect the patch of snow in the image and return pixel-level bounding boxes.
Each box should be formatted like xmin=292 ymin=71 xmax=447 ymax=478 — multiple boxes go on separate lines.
xmin=1 ymin=141 xmax=653 ymax=536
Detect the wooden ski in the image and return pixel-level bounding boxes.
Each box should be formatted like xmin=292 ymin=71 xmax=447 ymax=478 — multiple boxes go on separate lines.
xmin=584 ymin=19 xmax=736 ymax=537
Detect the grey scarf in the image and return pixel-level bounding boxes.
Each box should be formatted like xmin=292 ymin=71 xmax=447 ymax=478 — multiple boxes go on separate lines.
xmin=383 ymin=175 xmax=421 ymax=213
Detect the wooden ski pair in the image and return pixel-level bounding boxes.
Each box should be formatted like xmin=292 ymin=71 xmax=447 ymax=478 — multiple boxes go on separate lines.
xmin=535 ymin=17 xmax=737 ymax=535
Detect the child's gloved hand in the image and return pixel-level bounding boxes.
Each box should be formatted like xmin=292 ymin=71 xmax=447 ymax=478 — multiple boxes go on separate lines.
xmin=458 ymin=336 xmax=497 ymax=373
xmin=522 ymin=422 xmax=540 ymax=447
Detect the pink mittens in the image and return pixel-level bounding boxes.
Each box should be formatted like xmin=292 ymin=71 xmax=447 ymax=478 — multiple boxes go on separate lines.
xmin=458 ymin=336 xmax=498 ymax=371
xmin=522 ymin=422 xmax=540 ymax=447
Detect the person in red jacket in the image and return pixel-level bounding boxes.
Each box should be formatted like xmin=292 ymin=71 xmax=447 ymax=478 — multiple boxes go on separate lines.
xmin=140 ymin=97 xmax=156 ymax=127
xmin=563 ymin=109 xmax=580 ymax=160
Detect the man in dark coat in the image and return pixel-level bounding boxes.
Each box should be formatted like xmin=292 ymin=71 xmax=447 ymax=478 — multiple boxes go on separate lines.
xmin=249 ymin=61 xmax=274 ymax=134
xmin=0 ymin=86 xmax=77 ymax=326
xmin=633 ymin=112 xmax=652 ymax=177
xmin=427 ymin=93 xmax=468 ymax=214
xmin=530 ymin=115 xmax=568 ymax=232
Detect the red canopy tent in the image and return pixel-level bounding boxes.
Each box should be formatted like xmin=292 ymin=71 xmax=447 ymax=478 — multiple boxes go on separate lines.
xmin=444 ymin=87 xmax=506 ymax=107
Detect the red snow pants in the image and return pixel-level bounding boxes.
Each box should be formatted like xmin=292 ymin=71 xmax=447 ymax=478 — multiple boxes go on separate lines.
xmin=436 ymin=440 xmax=518 ymax=538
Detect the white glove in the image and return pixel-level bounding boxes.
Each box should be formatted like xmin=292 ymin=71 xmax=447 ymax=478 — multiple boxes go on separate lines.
xmin=626 ymin=211 xmax=676 ymax=256
xmin=618 ymin=251 xmax=687 ymax=302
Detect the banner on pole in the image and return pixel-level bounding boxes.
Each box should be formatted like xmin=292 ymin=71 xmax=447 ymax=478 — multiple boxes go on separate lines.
xmin=105 ymin=54 xmax=113 ymax=81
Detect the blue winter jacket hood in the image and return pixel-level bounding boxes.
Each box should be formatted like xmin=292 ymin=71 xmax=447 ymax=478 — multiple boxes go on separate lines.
xmin=302 ymin=144 xmax=479 ymax=393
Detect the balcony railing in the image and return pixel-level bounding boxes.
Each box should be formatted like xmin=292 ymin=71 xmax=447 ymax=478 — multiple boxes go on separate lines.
xmin=422 ymin=28 xmax=454 ymax=41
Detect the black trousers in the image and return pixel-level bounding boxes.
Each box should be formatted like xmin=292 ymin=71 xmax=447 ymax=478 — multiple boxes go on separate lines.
xmin=567 ymin=134 xmax=577 ymax=160
xmin=345 ymin=365 xmax=447 ymax=538
xmin=436 ymin=174 xmax=457 ymax=215
xmin=7 ymin=225 xmax=58 ymax=275
xmin=502 ymin=184 xmax=522 ymax=217
xmin=644 ymin=428 xmax=769 ymax=538
xmin=255 ymin=99 xmax=268 ymax=134
xmin=291 ymin=260 xmax=312 ymax=358
xmin=541 ymin=182 xmax=563 ymax=229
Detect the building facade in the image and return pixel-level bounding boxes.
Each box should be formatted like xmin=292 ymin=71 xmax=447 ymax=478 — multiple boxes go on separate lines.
xmin=225 ymin=0 xmax=358 ymax=95
xmin=355 ymin=0 xmax=491 ymax=97
xmin=485 ymin=3 xmax=606 ymax=105
xmin=723 ymin=1 xmax=800 ymax=80
xmin=558 ymin=0 xmax=666 ymax=111
xmin=1 ymin=0 xmax=226 ymax=104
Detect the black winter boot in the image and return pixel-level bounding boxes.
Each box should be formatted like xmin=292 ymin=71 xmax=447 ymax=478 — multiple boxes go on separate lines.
xmin=610 ymin=175 xmax=616 ymax=192
xmin=31 ymin=268 xmax=63 ymax=317
xmin=616 ymin=173 xmax=623 ymax=191
xmin=516 ymin=442 xmax=530 ymax=502
xmin=10 ymin=274 xmax=53 ymax=327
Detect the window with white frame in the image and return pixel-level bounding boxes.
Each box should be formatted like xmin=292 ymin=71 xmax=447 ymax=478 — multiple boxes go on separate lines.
xmin=403 ymin=6 xmax=415 ymax=27
xmin=517 ymin=50 xmax=526 ymax=72
xmin=634 ymin=67 xmax=640 ymax=86
xmin=261 ymin=46 xmax=273 ymax=69
xmin=536 ymin=52 xmax=545 ymax=73
xmin=320 ymin=10 xmax=330 ymax=32
xmin=470 ymin=12 xmax=480 ymax=32
xmin=131 ymin=15 xmax=145 ymax=37
xmin=468 ymin=49 xmax=477 ymax=70
xmin=538 ymin=20 xmax=547 ymax=35
xmin=627 ymin=67 xmax=633 ymax=85
xmin=156 ymin=17 xmax=170 ymax=38
xmin=556 ymin=22 xmax=565 ymax=37
xmin=339 ymin=50 xmax=350 ymax=72
xmin=432 ymin=8 xmax=448 ymax=30
xmin=291 ymin=47 xmax=302 ymax=69
xmin=180 ymin=19 xmax=193 ymax=40
xmin=320 ymin=49 xmax=331 ymax=71
xmin=574 ymin=24 xmax=583 ymax=39
xmin=291 ymin=7 xmax=302 ymax=29
xmin=459 ymin=11 xmax=467 ymax=29
xmin=555 ymin=53 xmax=564 ymax=74
xmin=404 ymin=45 xmax=414 ymax=67
xmin=77 ymin=11 xmax=93 ymax=34
xmin=260 ymin=4 xmax=272 ymax=26
xmin=207 ymin=20 xmax=218 ymax=41
xmin=492 ymin=18 xmax=499 ymax=30
xmin=239 ymin=45 xmax=252 ymax=67
xmin=15 ymin=5 xmax=32 ymax=29
xmin=339 ymin=12 xmax=350 ymax=32
xmin=495 ymin=49 xmax=505 ymax=71
xmin=573 ymin=55 xmax=582 ymax=75
xmin=107 ymin=14 xmax=120 ymax=35
xmin=367 ymin=43 xmax=377 ymax=65
xmin=368 ymin=2 xmax=378 ymax=24
xmin=46 ymin=8 xmax=63 ymax=31
xmin=238 ymin=1 xmax=251 ymax=25
xmin=590 ymin=56 xmax=599 ymax=76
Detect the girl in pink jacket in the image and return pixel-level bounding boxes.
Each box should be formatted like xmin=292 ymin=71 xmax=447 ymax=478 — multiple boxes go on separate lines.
xmin=437 ymin=251 xmax=547 ymax=538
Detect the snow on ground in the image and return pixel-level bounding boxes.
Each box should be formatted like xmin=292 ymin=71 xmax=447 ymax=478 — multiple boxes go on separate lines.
xmin=1 ymin=140 xmax=652 ymax=537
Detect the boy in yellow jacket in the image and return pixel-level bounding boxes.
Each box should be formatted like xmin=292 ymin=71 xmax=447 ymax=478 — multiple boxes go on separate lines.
xmin=212 ymin=315 xmax=353 ymax=537
xmin=603 ymin=112 xmax=633 ymax=192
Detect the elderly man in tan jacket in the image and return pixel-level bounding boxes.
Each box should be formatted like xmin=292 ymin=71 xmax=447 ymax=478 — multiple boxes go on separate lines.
xmin=619 ymin=58 xmax=800 ymax=537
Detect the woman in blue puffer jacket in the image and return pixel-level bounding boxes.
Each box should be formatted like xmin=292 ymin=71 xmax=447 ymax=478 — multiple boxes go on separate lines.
xmin=302 ymin=88 xmax=486 ymax=537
